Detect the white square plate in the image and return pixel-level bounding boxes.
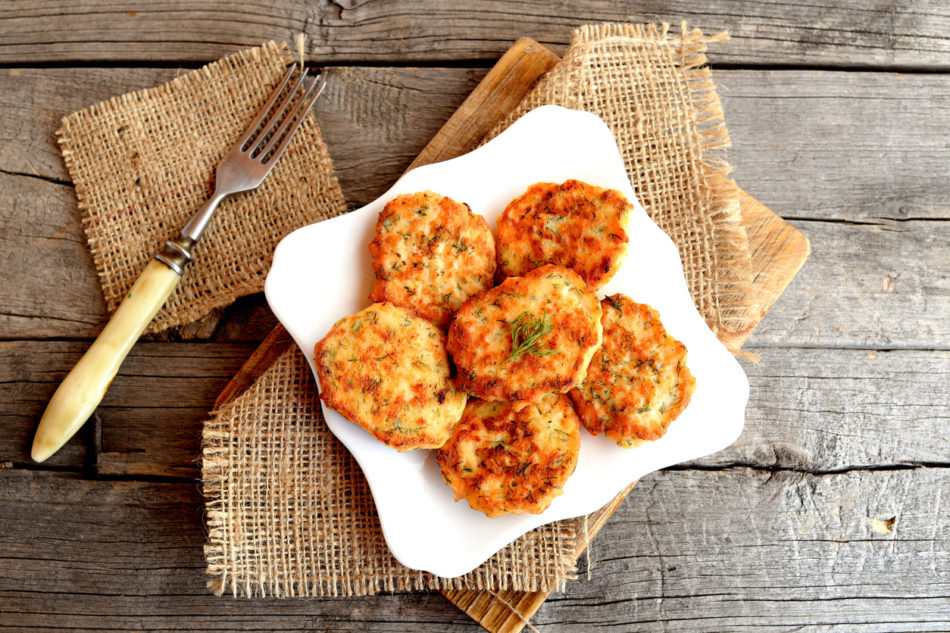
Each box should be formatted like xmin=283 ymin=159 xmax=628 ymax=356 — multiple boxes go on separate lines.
xmin=265 ymin=105 xmax=749 ymax=578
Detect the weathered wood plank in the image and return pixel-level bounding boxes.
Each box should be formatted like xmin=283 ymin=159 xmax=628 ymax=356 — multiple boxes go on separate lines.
xmin=318 ymin=66 xmax=485 ymax=210
xmin=0 ymin=341 xmax=254 ymax=475
xmin=2 ymin=68 xmax=948 ymax=344
xmin=1 ymin=1 xmax=949 ymax=68
xmin=749 ymin=218 xmax=950 ymax=349
xmin=4 ymin=343 xmax=946 ymax=477
xmin=1 ymin=467 xmax=946 ymax=631
xmin=0 ymin=65 xmax=483 ymax=186
xmin=5 ymin=185 xmax=945 ymax=351
xmin=406 ymin=38 xmax=560 ymax=172
xmin=738 ymin=186 xmax=811 ymax=329
xmin=533 ymin=467 xmax=950 ymax=631
xmin=83 ymin=344 xmax=950 ymax=475
xmin=692 ymin=348 xmax=950 ymax=470
xmin=719 ymin=70 xmax=950 ymax=223
xmin=0 ymin=171 xmax=106 ymax=337
xmin=0 ymin=341 xmax=92 ymax=469
xmin=5 ymin=68 xmax=947 ymax=221
xmin=0 ymin=67 xmax=183 ymax=183
xmin=94 ymin=341 xmax=254 ymax=478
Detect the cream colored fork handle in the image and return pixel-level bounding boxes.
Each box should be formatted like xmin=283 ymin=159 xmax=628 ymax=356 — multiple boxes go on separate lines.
xmin=31 ymin=260 xmax=181 ymax=462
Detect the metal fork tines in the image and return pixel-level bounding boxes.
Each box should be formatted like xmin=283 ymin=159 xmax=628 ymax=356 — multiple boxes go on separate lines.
xmin=157 ymin=64 xmax=327 ymax=272
xmin=235 ymin=65 xmax=328 ymax=171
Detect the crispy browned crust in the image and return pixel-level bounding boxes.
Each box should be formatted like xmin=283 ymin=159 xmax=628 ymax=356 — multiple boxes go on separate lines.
xmin=368 ymin=191 xmax=496 ymax=329
xmin=314 ymin=302 xmax=467 ymax=451
xmin=496 ymin=179 xmax=632 ymax=290
xmin=569 ymin=294 xmax=696 ymax=446
xmin=436 ymin=394 xmax=581 ymax=518
xmin=446 ymin=265 xmax=603 ymax=404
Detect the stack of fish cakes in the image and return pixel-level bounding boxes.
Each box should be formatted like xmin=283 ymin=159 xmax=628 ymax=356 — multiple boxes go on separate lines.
xmin=315 ymin=180 xmax=696 ymax=519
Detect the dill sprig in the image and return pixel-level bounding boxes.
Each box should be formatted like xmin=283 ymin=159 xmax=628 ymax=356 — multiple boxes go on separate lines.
xmin=503 ymin=312 xmax=557 ymax=363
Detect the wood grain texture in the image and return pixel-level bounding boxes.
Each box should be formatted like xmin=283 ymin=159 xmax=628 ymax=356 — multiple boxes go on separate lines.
xmin=534 ymin=466 xmax=950 ymax=631
xmin=3 ymin=68 xmax=948 ymax=346
xmin=0 ymin=171 xmax=106 ymax=337
xmin=0 ymin=341 xmax=93 ymax=469
xmin=695 ymin=347 xmax=950 ymax=471
xmin=740 ymin=188 xmax=812 ymax=320
xmin=6 ymin=68 xmax=948 ymax=222
xmin=716 ymin=186 xmax=812 ymax=350
xmin=1 ymin=467 xmax=946 ymax=631
xmin=718 ymin=70 xmax=950 ymax=224
xmin=1 ymin=1 xmax=949 ymax=69
xmin=751 ymin=218 xmax=950 ymax=350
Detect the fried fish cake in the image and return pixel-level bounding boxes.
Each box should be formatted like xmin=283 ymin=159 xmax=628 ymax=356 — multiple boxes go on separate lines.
xmin=315 ymin=302 xmax=467 ymax=451
xmin=496 ymin=179 xmax=632 ymax=290
xmin=446 ymin=265 xmax=602 ymax=404
xmin=369 ymin=191 xmax=496 ymax=329
xmin=436 ymin=394 xmax=581 ymax=518
xmin=570 ymin=294 xmax=696 ymax=446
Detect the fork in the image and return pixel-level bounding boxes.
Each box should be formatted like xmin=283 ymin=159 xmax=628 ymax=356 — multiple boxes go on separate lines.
xmin=32 ymin=64 xmax=328 ymax=462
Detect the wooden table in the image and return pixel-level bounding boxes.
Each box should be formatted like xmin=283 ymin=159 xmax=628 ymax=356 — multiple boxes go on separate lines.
xmin=2 ymin=3 xmax=948 ymax=631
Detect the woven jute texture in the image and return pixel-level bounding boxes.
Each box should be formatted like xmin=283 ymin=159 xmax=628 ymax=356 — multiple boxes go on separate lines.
xmin=487 ymin=23 xmax=756 ymax=339
xmin=56 ymin=41 xmax=347 ymax=333
xmin=204 ymin=348 xmax=578 ymax=597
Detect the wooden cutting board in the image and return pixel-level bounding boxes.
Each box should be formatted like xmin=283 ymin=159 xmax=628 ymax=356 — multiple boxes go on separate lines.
xmin=214 ymin=38 xmax=809 ymax=633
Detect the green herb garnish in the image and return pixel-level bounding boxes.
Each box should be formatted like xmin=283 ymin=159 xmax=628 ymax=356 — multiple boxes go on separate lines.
xmin=503 ymin=312 xmax=557 ymax=363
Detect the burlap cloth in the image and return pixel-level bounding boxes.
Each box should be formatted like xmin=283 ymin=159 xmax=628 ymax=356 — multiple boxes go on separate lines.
xmin=57 ymin=41 xmax=347 ymax=334
xmin=56 ymin=25 xmax=757 ymax=598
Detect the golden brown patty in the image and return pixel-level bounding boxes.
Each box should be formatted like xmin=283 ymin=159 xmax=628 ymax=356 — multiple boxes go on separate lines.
xmin=436 ymin=394 xmax=581 ymax=518
xmin=315 ymin=302 xmax=467 ymax=451
xmin=569 ymin=294 xmax=696 ymax=446
xmin=446 ymin=264 xmax=603 ymax=404
xmin=369 ymin=191 xmax=496 ymax=329
xmin=496 ymin=179 xmax=632 ymax=290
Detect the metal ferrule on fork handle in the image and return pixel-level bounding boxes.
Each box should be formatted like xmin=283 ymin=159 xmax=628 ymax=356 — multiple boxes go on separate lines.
xmin=154 ymin=187 xmax=230 ymax=274
xmin=154 ymin=237 xmax=195 ymax=275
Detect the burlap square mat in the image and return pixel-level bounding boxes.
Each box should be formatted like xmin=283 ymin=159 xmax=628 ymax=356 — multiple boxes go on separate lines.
xmin=201 ymin=24 xmax=755 ymax=598
xmin=56 ymin=41 xmax=347 ymax=333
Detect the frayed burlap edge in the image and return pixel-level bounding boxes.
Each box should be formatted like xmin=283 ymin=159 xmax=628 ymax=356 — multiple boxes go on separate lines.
xmin=668 ymin=22 xmax=758 ymax=339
